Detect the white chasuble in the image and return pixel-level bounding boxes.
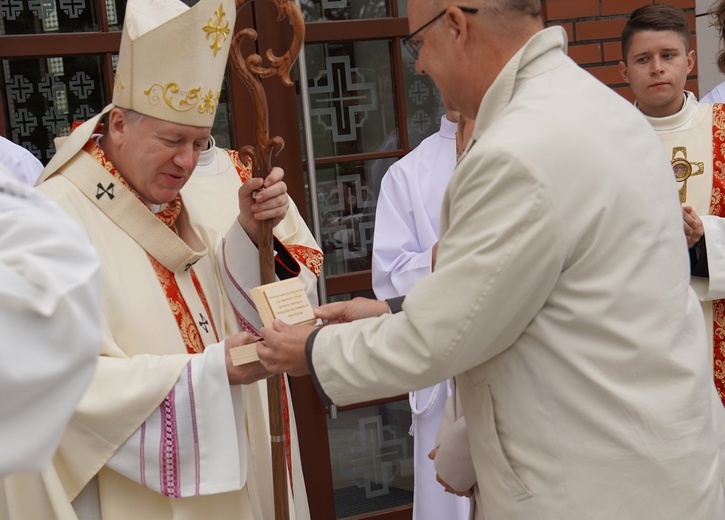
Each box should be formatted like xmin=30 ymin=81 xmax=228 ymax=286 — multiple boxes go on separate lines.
xmin=0 ymin=145 xmax=273 ymax=520
xmin=184 ymin=142 xmax=319 ymax=520
xmin=643 ymin=93 xmax=725 ymax=402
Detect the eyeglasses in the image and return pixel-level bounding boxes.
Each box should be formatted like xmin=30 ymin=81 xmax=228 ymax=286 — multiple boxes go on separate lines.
xmin=402 ymin=6 xmax=479 ymax=60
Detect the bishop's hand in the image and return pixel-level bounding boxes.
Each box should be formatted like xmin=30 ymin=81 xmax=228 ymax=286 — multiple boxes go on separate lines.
xmin=225 ymin=332 xmax=271 ymax=385
xmin=237 ymin=166 xmax=289 ymax=243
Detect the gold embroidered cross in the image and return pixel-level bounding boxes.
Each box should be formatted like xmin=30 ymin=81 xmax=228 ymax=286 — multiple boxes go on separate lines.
xmin=203 ymin=4 xmax=230 ymax=57
xmin=671 ymin=146 xmax=704 ymax=203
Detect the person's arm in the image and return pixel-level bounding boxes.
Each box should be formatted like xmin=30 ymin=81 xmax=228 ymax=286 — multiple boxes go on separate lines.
xmin=0 ymin=167 xmax=100 ymax=475
xmin=9 ymin=147 xmax=44 ymax=186
xmin=259 ymin=149 xmax=564 ymax=405
xmin=223 ymin=150 xmax=318 ymax=290
xmin=682 ymin=205 xmax=708 ymax=277
xmin=106 ymin=332 xmax=267 ymax=497
xmin=220 ymin=166 xmax=306 ymax=333
xmin=372 ymin=168 xmax=436 ymax=300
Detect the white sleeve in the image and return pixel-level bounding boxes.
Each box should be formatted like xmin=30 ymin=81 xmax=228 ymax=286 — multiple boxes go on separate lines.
xmin=218 ymin=222 xmax=266 ymax=333
xmin=695 ymin=214 xmax=725 ymax=300
xmin=106 ymin=342 xmax=248 ymax=497
xmin=372 ymin=168 xmax=435 ymax=300
xmin=219 ymin=216 xmax=321 ymax=333
xmin=0 ymin=165 xmax=101 ymax=475
xmin=11 ymin=151 xmax=44 ymax=186
xmin=701 ymin=82 xmax=725 ymax=104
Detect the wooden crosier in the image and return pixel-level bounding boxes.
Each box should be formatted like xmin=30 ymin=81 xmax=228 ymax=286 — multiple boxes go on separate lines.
xmin=230 ymin=1 xmax=305 ymax=518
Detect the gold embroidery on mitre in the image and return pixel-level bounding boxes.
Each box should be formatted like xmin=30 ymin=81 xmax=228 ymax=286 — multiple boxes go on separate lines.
xmin=144 ymin=83 xmax=206 ymax=112
xmin=113 ymin=72 xmax=125 ymax=95
xmin=198 ymin=90 xmax=220 ymax=115
xmin=671 ymin=146 xmax=704 ymax=203
xmin=203 ymin=4 xmax=231 ymax=57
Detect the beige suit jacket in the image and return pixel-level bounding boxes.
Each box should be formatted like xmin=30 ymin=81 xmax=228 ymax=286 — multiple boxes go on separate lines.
xmin=308 ymin=27 xmax=725 ymax=520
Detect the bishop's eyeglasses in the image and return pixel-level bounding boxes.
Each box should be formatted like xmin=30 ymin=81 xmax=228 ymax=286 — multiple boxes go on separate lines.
xmin=402 ymin=6 xmax=479 ymax=61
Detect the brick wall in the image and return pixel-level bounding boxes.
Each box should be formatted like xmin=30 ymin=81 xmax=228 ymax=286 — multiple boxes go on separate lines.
xmin=541 ymin=0 xmax=698 ymax=101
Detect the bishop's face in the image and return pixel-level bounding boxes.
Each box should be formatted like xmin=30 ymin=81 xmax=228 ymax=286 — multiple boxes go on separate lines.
xmin=618 ymin=30 xmax=695 ymax=118
xmin=104 ymin=110 xmax=210 ymax=205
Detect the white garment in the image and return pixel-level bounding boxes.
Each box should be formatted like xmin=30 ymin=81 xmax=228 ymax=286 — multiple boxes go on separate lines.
xmin=371 ymin=115 xmax=469 ymax=520
xmin=640 ymin=92 xmax=725 ymax=303
xmin=11 ymin=145 xmax=274 ymax=520
xmin=106 ymin=342 xmax=248 ymax=498
xmin=185 ymin=141 xmax=320 ymax=520
xmin=0 ymin=163 xmax=100 ymax=476
xmin=701 ymin=81 xmax=725 ymax=103
xmin=372 ymin=115 xmax=457 ymax=299
xmin=69 ymin=141 xmax=319 ymax=511
xmin=638 ymin=93 xmax=725 ymax=478
xmin=0 ymin=137 xmax=43 ymax=186
xmin=309 ymin=26 xmax=725 ymax=520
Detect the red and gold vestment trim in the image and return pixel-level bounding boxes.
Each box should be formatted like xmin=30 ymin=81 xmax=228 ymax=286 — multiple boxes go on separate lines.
xmin=710 ymin=103 xmax=725 ymax=405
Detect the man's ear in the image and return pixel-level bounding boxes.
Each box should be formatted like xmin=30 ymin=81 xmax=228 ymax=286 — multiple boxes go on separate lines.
xmin=445 ymin=6 xmax=469 ymax=47
xmin=686 ymin=49 xmax=696 ymax=75
xmin=105 ymin=108 xmax=126 ymax=144
xmin=617 ymin=60 xmax=629 ymax=83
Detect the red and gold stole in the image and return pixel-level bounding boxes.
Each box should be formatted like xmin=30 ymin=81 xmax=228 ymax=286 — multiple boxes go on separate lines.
xmin=83 ymin=139 xmax=218 ymax=354
xmin=711 ymin=104 xmax=725 ymax=405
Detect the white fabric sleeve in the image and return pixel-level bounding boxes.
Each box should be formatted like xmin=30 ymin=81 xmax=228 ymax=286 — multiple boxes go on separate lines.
xmin=0 ymin=165 xmax=100 ymax=476
xmin=106 ymin=342 xmax=247 ymax=497
xmin=10 ymin=152 xmax=44 ymax=186
xmin=694 ymin=214 xmax=725 ymax=300
xmin=701 ymin=83 xmax=725 ymax=104
xmin=219 ymin=222 xmax=266 ymax=333
xmin=372 ymin=169 xmax=434 ymax=300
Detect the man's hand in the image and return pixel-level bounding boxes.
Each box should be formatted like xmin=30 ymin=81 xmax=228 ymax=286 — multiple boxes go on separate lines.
xmin=428 ymin=448 xmax=474 ymax=498
xmin=238 ymin=166 xmax=289 ymax=243
xmin=257 ymin=320 xmax=317 ymax=376
xmin=315 ymin=297 xmax=390 ymax=323
xmin=682 ymin=204 xmax=704 ymax=248
xmin=224 ymin=332 xmax=271 ymax=385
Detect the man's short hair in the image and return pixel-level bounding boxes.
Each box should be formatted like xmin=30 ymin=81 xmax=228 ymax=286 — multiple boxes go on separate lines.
xmin=482 ymin=0 xmax=541 ymax=17
xmin=620 ymin=4 xmax=690 ymax=63
xmin=427 ymin=0 xmax=541 ymax=17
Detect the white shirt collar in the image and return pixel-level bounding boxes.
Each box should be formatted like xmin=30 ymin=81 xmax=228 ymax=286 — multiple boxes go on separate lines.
xmin=639 ymin=91 xmax=699 ymax=132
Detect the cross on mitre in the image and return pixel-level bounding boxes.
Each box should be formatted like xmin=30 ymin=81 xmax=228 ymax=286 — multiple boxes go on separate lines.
xmin=671 ymin=146 xmax=704 ymax=203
